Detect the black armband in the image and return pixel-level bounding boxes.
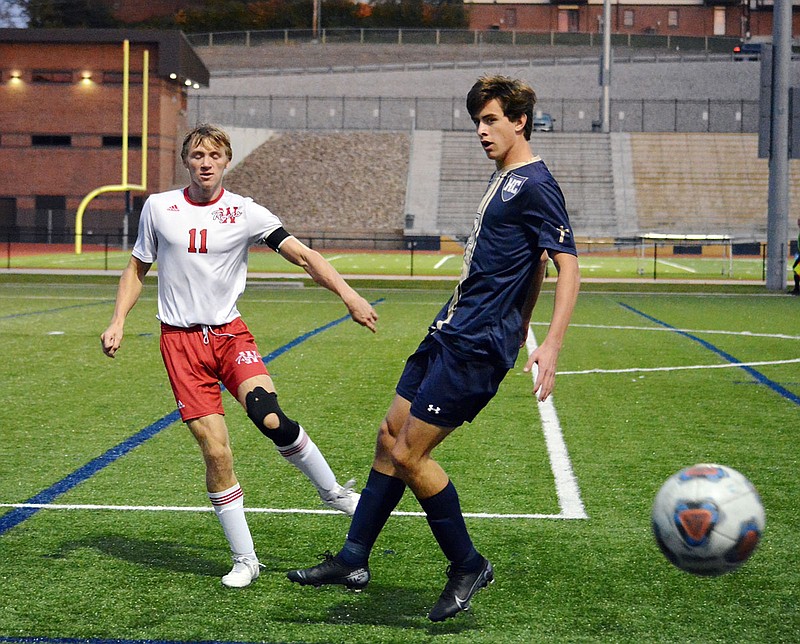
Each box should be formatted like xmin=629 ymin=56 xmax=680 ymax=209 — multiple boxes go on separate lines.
xmin=263 ymin=227 xmax=292 ymax=252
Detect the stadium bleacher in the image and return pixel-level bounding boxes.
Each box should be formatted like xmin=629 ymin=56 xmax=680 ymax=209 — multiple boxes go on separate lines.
xmin=196 ymin=43 xmax=799 ymax=245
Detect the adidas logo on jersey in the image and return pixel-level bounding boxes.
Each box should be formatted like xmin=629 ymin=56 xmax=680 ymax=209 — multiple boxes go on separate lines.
xmin=167 ymin=204 xmax=180 ymax=212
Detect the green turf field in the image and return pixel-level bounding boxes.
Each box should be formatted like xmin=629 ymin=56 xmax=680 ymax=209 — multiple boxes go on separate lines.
xmin=0 ymin=245 xmax=788 ymax=282
xmin=0 ymin=275 xmax=798 ymax=643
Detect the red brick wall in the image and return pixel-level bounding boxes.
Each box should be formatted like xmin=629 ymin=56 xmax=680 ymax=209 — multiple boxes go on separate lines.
xmin=0 ymin=41 xmax=188 ymax=228
xmin=467 ymin=4 xmax=797 ymax=39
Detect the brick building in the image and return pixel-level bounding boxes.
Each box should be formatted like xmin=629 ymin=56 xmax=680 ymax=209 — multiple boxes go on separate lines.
xmin=0 ymin=29 xmax=209 ymax=244
xmin=464 ymin=0 xmax=799 ymax=40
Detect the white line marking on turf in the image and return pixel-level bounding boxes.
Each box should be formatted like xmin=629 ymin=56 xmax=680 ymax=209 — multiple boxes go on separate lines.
xmin=657 ymin=259 xmax=697 ymax=273
xmin=325 ymin=255 xmax=344 ymax=262
xmin=558 ymin=357 xmax=800 ymax=376
xmin=2 ymin=328 xmax=593 ymax=523
xmin=433 ymin=255 xmax=456 ymax=269
xmin=0 ymin=503 xmax=568 ymax=520
xmin=526 ymin=331 xmax=589 ymax=520
xmin=1 ymin=330 xmax=590 ymax=523
xmin=533 ymin=322 xmax=800 ymax=341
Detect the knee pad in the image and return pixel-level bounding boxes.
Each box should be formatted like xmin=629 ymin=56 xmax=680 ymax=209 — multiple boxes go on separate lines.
xmin=245 ymin=387 xmax=300 ymax=447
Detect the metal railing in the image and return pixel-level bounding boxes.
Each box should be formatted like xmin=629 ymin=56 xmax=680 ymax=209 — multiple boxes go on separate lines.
xmin=186 ymin=28 xmax=739 ymax=52
xmin=188 ymin=95 xmax=760 ymax=133
xmin=2 ymin=229 xmax=783 ymax=281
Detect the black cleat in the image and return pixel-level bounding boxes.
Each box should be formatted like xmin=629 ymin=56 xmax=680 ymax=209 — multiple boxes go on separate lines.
xmin=287 ymin=551 xmax=370 ymax=590
xmin=428 ymin=557 xmax=494 ymax=622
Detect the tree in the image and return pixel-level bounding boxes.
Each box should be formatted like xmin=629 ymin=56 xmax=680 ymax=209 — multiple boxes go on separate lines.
xmin=22 ymin=0 xmax=118 ymax=27
xmin=365 ymin=0 xmax=466 ymax=29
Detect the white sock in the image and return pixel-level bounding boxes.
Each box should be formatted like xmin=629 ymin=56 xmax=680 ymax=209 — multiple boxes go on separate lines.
xmin=277 ymin=426 xmax=337 ymax=497
xmin=209 ymin=483 xmax=256 ymax=559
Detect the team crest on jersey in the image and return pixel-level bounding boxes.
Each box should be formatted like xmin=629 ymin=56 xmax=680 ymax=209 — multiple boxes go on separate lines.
xmin=236 ymin=350 xmax=261 ymax=365
xmin=212 ymin=206 xmax=241 ymax=224
xmin=501 ymin=173 xmax=528 ymax=202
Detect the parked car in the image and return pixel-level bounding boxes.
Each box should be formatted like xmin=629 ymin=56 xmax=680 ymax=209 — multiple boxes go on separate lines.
xmin=532 ymin=112 xmax=555 ymax=132
xmin=733 ymin=42 xmax=763 ymax=61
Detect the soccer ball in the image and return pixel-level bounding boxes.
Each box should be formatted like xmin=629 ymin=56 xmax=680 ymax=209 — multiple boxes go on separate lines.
xmin=651 ymin=463 xmax=765 ymax=576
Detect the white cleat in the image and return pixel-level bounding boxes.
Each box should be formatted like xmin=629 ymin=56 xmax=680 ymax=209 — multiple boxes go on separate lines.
xmin=321 ymin=478 xmax=360 ymax=516
xmin=221 ymin=555 xmax=263 ymax=588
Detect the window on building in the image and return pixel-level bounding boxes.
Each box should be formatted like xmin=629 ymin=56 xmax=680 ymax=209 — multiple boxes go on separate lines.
xmin=103 ymin=72 xmax=143 ymax=84
xmin=31 ymin=70 xmax=72 ymax=83
xmin=31 ymin=135 xmax=72 ymax=147
xmin=623 ymin=10 xmax=635 ymax=28
xmin=668 ymin=10 xmax=679 ymax=27
xmin=713 ymin=7 xmax=726 ymax=36
xmin=557 ymin=9 xmax=579 ymax=33
xmin=0 ymin=197 xmax=17 ymax=233
xmin=504 ymin=8 xmax=517 ymax=28
xmin=35 ymin=195 xmax=67 ymax=242
xmin=102 ymin=136 xmax=142 ymax=149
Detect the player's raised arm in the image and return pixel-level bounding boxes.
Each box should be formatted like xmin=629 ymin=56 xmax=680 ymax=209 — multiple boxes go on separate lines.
xmin=100 ymin=255 xmax=151 ymax=357
xmin=275 ymin=236 xmax=378 ymax=333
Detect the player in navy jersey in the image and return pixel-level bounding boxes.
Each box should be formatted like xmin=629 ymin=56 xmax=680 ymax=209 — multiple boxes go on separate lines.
xmin=101 ymin=124 xmax=378 ymax=589
xmin=288 ymin=76 xmax=580 ymax=621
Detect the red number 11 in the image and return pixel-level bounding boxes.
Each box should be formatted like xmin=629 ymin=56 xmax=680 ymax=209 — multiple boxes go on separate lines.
xmin=188 ymin=228 xmax=208 ymax=254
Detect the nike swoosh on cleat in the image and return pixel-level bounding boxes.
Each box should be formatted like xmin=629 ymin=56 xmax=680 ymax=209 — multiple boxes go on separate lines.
xmin=348 ymin=570 xmax=369 ymax=584
xmin=454 ymin=594 xmax=470 ymax=610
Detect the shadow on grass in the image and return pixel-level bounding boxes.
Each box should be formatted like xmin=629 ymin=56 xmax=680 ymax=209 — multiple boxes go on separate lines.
xmin=278 ymin=580 xmax=484 ymax=635
xmin=43 ymin=534 xmax=285 ymax=579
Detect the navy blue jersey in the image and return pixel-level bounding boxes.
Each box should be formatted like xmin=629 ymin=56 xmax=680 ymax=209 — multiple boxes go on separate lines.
xmin=431 ymin=157 xmax=577 ymax=368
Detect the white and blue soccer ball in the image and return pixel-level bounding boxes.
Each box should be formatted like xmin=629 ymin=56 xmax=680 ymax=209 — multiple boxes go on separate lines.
xmin=651 ymin=464 xmax=765 ymax=576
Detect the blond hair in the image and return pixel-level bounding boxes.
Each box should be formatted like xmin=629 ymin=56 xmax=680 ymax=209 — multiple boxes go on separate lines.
xmin=180 ymin=124 xmax=233 ymax=163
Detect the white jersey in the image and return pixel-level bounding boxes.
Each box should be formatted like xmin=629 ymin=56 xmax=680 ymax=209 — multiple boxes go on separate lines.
xmin=133 ymin=187 xmax=284 ymax=327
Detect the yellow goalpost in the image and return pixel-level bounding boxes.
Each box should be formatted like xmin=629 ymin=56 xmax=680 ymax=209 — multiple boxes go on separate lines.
xmin=74 ymin=39 xmax=149 ymax=255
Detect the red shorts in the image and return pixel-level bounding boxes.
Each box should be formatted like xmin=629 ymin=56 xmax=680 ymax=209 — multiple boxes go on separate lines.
xmin=159 ymin=317 xmax=269 ymax=422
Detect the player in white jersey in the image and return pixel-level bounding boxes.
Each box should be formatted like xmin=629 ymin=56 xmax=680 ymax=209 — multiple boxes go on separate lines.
xmin=101 ymin=124 xmax=379 ymax=588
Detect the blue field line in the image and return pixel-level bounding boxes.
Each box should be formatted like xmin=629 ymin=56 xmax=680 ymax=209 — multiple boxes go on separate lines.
xmin=619 ymin=302 xmax=800 ymax=406
xmin=0 ymin=300 xmax=384 ymax=538
xmin=0 ymin=300 xmax=110 ymax=320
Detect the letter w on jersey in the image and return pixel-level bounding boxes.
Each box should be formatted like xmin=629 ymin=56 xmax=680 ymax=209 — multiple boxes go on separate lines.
xmin=501 ymin=173 xmax=528 ymax=202
xmin=212 ymin=206 xmax=241 ymax=224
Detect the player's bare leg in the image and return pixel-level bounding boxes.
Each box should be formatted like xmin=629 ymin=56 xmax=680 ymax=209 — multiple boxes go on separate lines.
xmin=188 ymin=414 xmax=261 ymax=587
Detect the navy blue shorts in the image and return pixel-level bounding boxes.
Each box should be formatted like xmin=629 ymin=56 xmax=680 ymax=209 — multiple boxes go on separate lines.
xmin=395 ymin=334 xmax=509 ymax=428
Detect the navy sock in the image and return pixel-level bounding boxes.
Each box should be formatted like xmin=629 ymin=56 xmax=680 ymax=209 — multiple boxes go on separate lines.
xmin=419 ymin=480 xmax=482 ymax=572
xmin=339 ymin=469 xmax=406 ymax=567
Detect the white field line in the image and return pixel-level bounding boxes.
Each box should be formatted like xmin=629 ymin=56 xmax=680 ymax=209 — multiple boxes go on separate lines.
xmin=559 ymin=357 xmax=800 ymax=376
xmin=433 ymin=254 xmax=457 ymax=269
xmin=2 ymin=328 xmax=588 ymax=522
xmin=525 ymin=331 xmax=589 ymax=520
xmin=536 ymin=322 xmax=800 ymax=342
xmin=0 ymin=503 xmax=567 ymax=520
xmin=657 ymin=259 xmax=697 ymax=273
xmin=324 ymin=255 xmax=344 ymax=262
